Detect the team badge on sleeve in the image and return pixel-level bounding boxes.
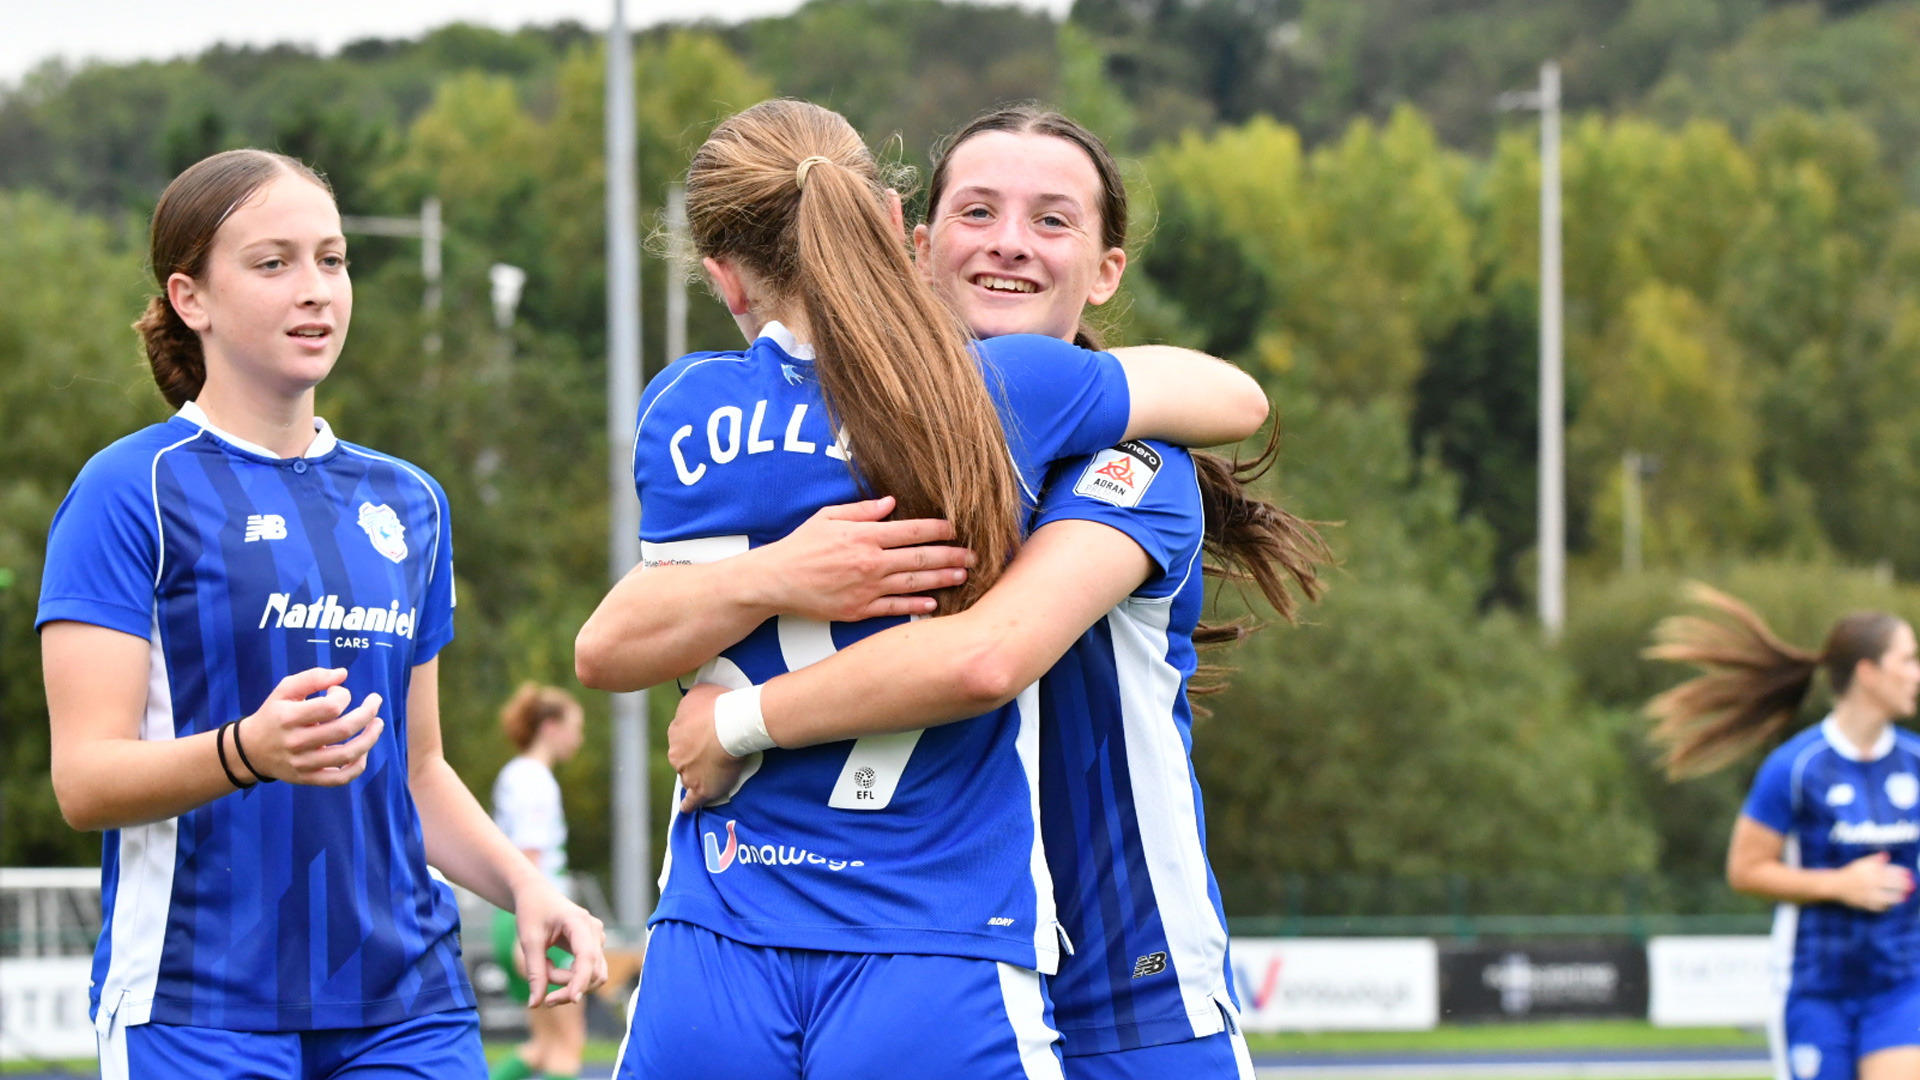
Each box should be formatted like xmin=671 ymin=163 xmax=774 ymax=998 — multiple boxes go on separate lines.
xmin=1074 ymin=440 xmax=1162 ymax=508
xmin=357 ymin=502 xmax=408 ymax=563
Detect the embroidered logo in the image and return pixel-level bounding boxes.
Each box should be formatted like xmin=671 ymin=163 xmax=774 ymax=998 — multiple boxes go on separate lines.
xmin=1132 ymin=951 xmax=1169 ymax=978
xmin=356 ymin=502 xmax=407 ymax=563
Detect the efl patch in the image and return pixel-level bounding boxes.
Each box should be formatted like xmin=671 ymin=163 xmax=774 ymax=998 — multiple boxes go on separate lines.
xmin=1074 ymin=440 xmax=1162 ymax=508
xmin=357 ymin=502 xmax=408 ymax=563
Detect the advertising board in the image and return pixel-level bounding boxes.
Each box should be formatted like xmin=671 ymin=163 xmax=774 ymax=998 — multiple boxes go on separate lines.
xmin=1648 ymin=935 xmax=1774 ymax=1027
xmin=1439 ymin=940 xmax=1648 ymax=1020
xmin=1229 ymin=937 xmax=1439 ymax=1031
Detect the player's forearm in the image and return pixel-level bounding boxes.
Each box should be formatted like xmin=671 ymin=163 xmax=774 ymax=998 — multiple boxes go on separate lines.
xmin=413 ymin=757 xmax=544 ymax=912
xmin=1112 ymin=345 xmax=1269 ymax=447
xmin=761 ymin=618 xmax=1023 ymax=748
xmin=1729 ymin=859 xmax=1844 ymax=905
xmin=51 ymin=730 xmax=238 ymax=830
xmin=576 ymin=558 xmax=778 ymax=691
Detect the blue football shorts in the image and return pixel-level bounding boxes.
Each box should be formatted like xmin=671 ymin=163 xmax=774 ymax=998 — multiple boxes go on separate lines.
xmin=1777 ymin=977 xmax=1920 ymax=1080
xmin=613 ymin=919 xmax=1065 ymax=1080
xmin=102 ymin=1007 xmax=484 ymax=1080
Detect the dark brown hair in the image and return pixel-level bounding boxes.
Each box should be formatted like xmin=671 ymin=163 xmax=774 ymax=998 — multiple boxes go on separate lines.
xmin=1645 ymin=583 xmax=1907 ymax=777
xmin=687 ymin=100 xmax=1022 ymax=614
xmin=929 ymin=104 xmax=1332 ymax=660
xmin=501 ymin=682 xmax=581 ymax=752
xmin=134 ymin=149 xmax=333 ymax=407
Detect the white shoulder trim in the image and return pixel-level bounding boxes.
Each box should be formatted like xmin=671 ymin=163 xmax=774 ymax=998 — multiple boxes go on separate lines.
xmin=1788 ymin=736 xmax=1832 ymax=816
xmin=632 ymin=354 xmax=748 ymax=481
xmin=148 ymin=430 xmax=204 ymax=587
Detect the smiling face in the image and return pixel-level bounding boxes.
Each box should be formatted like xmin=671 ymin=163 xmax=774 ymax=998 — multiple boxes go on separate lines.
xmin=168 ymin=172 xmax=350 ymax=402
xmin=915 ymin=130 xmax=1125 ymax=341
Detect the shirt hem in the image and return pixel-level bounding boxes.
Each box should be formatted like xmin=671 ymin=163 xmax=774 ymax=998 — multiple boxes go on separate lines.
xmin=1058 ymin=1008 xmax=1224 ymax=1057
xmin=649 ymin=903 xmax=1057 ymax=973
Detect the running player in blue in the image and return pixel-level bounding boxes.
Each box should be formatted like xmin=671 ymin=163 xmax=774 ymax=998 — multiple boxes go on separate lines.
xmin=661 ymin=105 xmax=1327 ymax=1080
xmin=39 ymin=149 xmax=605 ymax=1079
xmin=572 ymin=100 xmax=1268 ymax=1080
xmin=1647 ymin=586 xmax=1920 ymax=1080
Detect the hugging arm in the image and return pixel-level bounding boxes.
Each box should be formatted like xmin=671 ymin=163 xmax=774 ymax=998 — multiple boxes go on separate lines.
xmin=1110 ymin=345 xmax=1268 ymax=447
xmin=668 ymin=519 xmax=1151 ymax=808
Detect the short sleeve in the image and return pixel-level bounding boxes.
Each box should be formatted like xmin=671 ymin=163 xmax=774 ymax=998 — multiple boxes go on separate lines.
xmin=975 ymin=336 xmax=1131 ymax=480
xmin=1033 ymin=442 xmax=1203 ymax=597
xmin=36 ymin=452 xmax=161 ymax=638
xmin=411 ymin=473 xmax=457 ymax=664
xmin=1743 ymin=744 xmax=1798 ymax=836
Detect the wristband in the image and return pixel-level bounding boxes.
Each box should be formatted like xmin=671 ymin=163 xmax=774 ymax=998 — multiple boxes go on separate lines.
xmin=713 ymin=686 xmax=776 ymax=758
xmin=215 ymin=722 xmax=255 ymax=790
xmin=230 ymin=715 xmax=277 ymax=784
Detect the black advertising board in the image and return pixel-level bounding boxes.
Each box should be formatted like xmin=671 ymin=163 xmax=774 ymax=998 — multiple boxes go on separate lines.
xmin=1439 ymin=940 xmax=1649 ymax=1020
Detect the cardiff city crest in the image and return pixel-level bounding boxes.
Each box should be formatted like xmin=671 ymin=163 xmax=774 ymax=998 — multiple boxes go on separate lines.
xmin=357 ymin=502 xmax=408 ymax=564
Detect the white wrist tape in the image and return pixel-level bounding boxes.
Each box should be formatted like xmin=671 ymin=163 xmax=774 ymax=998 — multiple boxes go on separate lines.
xmin=713 ymin=686 xmax=775 ymax=758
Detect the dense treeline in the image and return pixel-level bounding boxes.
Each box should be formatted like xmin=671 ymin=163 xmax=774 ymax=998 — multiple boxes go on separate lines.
xmin=7 ymin=0 xmax=1920 ymax=913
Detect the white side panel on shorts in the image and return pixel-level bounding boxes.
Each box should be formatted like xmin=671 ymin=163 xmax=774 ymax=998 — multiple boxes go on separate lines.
xmin=1108 ymin=595 xmax=1231 ymax=1040
xmin=609 ymin=933 xmax=648 ymax=1080
xmin=996 ymin=962 xmax=1065 ymax=1080
xmin=95 ymin=616 xmax=180 ymax=1035
xmin=1768 ymin=834 xmax=1801 ymax=1080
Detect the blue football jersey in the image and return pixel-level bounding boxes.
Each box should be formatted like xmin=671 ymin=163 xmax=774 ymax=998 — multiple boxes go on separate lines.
xmin=37 ymin=404 xmax=472 ymax=1032
xmin=637 ymin=322 xmax=1132 ymax=973
xmin=1745 ymin=718 xmax=1920 ymax=996
xmin=1029 ymin=441 xmax=1237 ymax=1055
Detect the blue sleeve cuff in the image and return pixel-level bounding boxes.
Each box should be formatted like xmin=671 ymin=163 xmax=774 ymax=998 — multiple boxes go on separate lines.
xmin=36 ymin=596 xmax=153 ymax=639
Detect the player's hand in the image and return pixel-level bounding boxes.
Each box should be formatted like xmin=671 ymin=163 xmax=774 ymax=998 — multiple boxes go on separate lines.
xmin=756 ymin=496 xmax=973 ymax=621
xmin=510 ymin=878 xmax=607 ymax=1008
xmin=233 ymin=667 xmax=384 ymax=786
xmin=1832 ymin=851 xmax=1914 ymax=911
xmin=669 ymin=683 xmax=746 ymax=811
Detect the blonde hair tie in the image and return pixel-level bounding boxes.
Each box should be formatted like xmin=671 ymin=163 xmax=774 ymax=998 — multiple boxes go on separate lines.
xmin=795 ymin=155 xmax=832 ymax=191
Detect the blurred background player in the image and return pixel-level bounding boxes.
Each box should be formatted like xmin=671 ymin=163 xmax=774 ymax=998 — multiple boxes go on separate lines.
xmin=575 ymin=98 xmax=1267 ymax=1080
xmin=1647 ymin=586 xmax=1920 ymax=1080
xmin=38 ymin=148 xmax=605 ymax=1079
xmin=666 ymin=104 xmax=1327 ymax=1080
xmin=491 ymin=683 xmax=588 ymax=1080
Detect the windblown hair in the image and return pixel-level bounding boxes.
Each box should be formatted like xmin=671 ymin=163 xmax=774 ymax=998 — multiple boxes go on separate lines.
xmin=135 ymin=149 xmax=333 ymax=407
xmin=929 ymin=104 xmax=1332 ymax=668
xmin=1645 ymin=583 xmax=1905 ymax=778
xmin=687 ymin=99 xmax=1020 ymax=613
xmin=500 ymin=682 xmax=581 ymax=752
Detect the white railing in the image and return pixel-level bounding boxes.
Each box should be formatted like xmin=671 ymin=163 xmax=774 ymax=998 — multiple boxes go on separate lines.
xmin=0 ymin=868 xmax=100 ymax=1061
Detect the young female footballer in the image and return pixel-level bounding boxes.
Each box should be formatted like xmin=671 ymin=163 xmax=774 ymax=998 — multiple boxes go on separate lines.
xmin=1648 ymin=587 xmax=1920 ymax=1080
xmin=40 ymin=149 xmax=605 ymax=1079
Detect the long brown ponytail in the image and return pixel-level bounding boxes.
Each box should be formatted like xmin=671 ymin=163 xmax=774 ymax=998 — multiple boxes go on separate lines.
xmin=686 ymin=100 xmax=1021 ymax=613
xmin=1645 ymin=584 xmax=1906 ymax=778
xmin=135 ymin=149 xmax=332 ymax=407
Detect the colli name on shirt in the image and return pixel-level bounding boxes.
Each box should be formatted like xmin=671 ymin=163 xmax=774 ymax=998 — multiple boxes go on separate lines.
xmin=258 ymin=593 xmax=418 ymax=639
xmin=669 ymin=400 xmax=849 ymax=487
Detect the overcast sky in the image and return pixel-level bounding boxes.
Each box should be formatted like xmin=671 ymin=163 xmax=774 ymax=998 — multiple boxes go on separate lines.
xmin=3 ymin=0 xmax=1073 ymax=86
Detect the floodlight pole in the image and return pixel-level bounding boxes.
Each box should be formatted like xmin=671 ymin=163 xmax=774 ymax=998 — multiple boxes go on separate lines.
xmin=666 ymin=185 xmax=688 ymax=363
xmin=1498 ymin=60 xmax=1565 ymax=639
xmin=606 ymin=0 xmax=649 ymax=933
xmin=340 ymin=197 xmax=442 ymax=355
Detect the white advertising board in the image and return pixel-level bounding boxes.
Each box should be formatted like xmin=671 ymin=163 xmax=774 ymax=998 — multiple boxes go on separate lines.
xmin=1230 ymin=937 xmax=1439 ymax=1032
xmin=0 ymin=956 xmax=96 ymax=1061
xmin=1648 ymin=935 xmax=1774 ymax=1027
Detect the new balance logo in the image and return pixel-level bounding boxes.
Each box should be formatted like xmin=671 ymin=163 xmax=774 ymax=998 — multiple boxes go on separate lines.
xmin=244 ymin=514 xmax=288 ymax=542
xmin=1132 ymin=951 xmax=1169 ymax=979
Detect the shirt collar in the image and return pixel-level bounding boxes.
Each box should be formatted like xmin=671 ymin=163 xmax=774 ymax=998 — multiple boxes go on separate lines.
xmin=1822 ymin=715 xmax=1897 ymax=762
xmin=758 ymin=320 xmax=816 ymax=361
xmin=177 ymin=400 xmax=337 ymax=460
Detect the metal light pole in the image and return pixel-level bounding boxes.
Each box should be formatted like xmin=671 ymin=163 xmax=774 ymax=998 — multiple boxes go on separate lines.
xmin=341 ymin=198 xmax=442 ymax=355
xmin=605 ymin=0 xmax=649 ymax=933
xmin=1499 ymin=60 xmax=1564 ymax=638
xmin=1621 ymin=450 xmax=1643 ymax=575
xmin=666 ymin=184 xmax=688 ymax=364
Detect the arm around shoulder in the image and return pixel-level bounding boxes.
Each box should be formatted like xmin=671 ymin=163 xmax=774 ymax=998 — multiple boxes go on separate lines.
xmin=1111 ymin=345 xmax=1269 ymax=448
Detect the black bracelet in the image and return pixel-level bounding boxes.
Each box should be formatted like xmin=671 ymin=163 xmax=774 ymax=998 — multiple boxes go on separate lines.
xmin=215 ymin=722 xmax=255 ymax=790
xmin=230 ymin=716 xmax=277 ymax=784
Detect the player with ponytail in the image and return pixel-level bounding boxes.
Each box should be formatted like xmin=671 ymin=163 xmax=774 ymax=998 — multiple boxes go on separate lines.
xmin=40 ymin=149 xmax=604 ymax=1078
xmin=658 ymin=104 xmax=1327 ymax=1079
xmin=1647 ymin=585 xmax=1920 ymax=1080
xmin=581 ymin=99 xmax=1268 ymax=1080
